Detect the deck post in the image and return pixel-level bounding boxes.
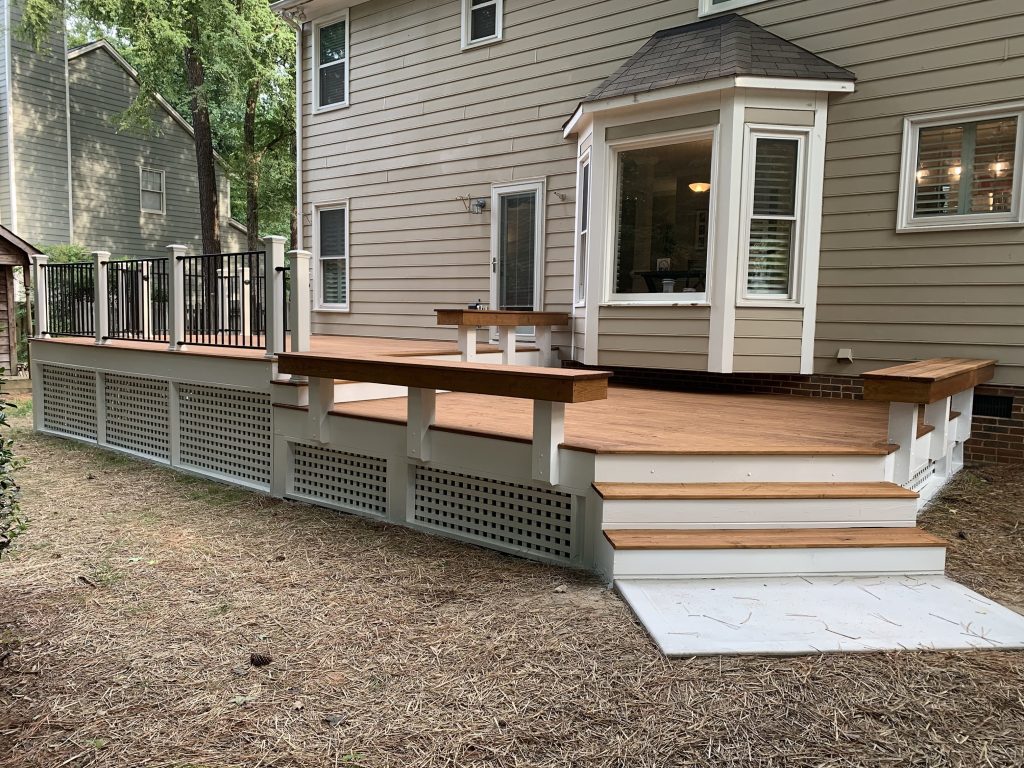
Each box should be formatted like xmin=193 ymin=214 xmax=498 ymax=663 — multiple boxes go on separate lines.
xmin=166 ymin=244 xmax=187 ymax=351
xmin=31 ymin=254 xmax=49 ymax=337
xmin=286 ymin=249 xmax=312 ymax=356
xmin=457 ymin=324 xmax=477 ymax=362
xmin=497 ymin=325 xmax=516 ymax=365
xmin=924 ymin=396 xmax=952 ymax=474
xmin=536 ymin=325 xmax=553 ymax=367
xmin=532 ymin=400 xmax=564 ymax=484
xmin=308 ymin=375 xmax=334 ymax=444
xmin=887 ymin=401 xmax=918 ymax=487
xmin=951 ymin=388 xmax=974 ymax=444
xmin=92 ymin=251 xmax=110 ymax=345
xmin=264 ymin=236 xmax=286 ymax=359
xmin=407 ymin=387 xmax=436 ymax=461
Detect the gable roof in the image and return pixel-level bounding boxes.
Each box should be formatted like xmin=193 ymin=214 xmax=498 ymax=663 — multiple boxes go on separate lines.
xmin=0 ymin=224 xmax=40 ymax=266
xmin=584 ymin=14 xmax=855 ymax=104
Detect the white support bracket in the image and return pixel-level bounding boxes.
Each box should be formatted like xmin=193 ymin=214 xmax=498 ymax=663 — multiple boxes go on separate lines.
xmin=497 ymin=325 xmax=516 ymax=365
xmin=536 ymin=325 xmax=554 ymax=367
xmin=457 ymin=324 xmax=477 ymax=362
xmin=307 ymin=375 xmax=334 ymax=445
xmin=888 ymin=401 xmax=918 ymax=487
xmin=407 ymin=387 xmax=436 ymax=461
xmin=952 ymin=389 xmax=975 ymax=443
xmin=532 ymin=400 xmax=565 ymax=484
xmin=924 ymin=396 xmax=952 ymax=474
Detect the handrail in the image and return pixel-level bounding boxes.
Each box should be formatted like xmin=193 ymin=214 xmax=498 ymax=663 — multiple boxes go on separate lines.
xmin=105 ymin=256 xmax=170 ymax=343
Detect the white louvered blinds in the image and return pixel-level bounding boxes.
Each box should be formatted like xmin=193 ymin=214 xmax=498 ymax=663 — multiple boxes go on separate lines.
xmin=319 ymin=207 xmax=347 ymax=307
xmin=317 ymin=17 xmax=347 ymax=107
xmin=914 ymin=117 xmax=1017 ymax=218
xmin=746 ymin=137 xmax=800 ymax=298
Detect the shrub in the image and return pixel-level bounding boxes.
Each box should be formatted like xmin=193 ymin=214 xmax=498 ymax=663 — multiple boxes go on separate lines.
xmin=42 ymin=243 xmax=92 ymax=263
xmin=0 ymin=370 xmax=25 ymax=557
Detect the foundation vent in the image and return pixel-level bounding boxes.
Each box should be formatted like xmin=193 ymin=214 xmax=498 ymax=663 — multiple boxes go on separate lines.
xmin=40 ymin=364 xmax=97 ymax=441
xmin=289 ymin=443 xmax=388 ymax=517
xmin=104 ymin=374 xmax=170 ymax=462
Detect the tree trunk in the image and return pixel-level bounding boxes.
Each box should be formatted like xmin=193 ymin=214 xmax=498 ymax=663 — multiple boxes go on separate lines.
xmin=184 ymin=44 xmax=221 ymax=255
xmin=243 ymin=81 xmax=260 ymax=251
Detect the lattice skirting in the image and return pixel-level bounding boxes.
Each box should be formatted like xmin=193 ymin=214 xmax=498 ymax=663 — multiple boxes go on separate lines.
xmin=289 ymin=442 xmax=388 ymax=517
xmin=104 ymin=373 xmax=170 ymax=461
xmin=412 ymin=465 xmax=576 ymax=563
xmin=40 ymin=364 xmax=97 ymax=441
xmin=178 ymin=383 xmax=272 ymax=488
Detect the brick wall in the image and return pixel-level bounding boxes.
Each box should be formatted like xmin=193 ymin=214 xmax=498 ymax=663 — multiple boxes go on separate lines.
xmin=964 ymin=385 xmax=1024 ymax=465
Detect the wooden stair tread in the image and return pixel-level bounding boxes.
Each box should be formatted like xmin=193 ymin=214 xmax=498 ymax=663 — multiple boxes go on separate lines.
xmin=593 ymin=482 xmax=919 ymax=501
xmin=605 ymin=527 xmax=945 ymax=551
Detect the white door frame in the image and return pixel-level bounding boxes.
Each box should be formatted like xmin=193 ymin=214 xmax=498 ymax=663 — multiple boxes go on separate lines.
xmin=489 ymin=179 xmax=546 ymax=322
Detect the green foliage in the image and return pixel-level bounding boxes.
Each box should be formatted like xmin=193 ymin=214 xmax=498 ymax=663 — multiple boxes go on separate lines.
xmin=0 ymin=370 xmax=26 ymax=558
xmin=41 ymin=243 xmax=92 ymax=263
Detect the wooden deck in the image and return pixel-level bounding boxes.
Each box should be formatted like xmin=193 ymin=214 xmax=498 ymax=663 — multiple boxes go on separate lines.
xmin=333 ymin=387 xmax=895 ymax=455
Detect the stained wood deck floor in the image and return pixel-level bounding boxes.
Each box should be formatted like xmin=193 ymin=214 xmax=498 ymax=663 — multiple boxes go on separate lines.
xmin=334 ymin=387 xmax=895 ymax=455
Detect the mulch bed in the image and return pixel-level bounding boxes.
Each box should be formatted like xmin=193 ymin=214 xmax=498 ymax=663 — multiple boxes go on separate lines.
xmin=1 ymin=413 xmax=1022 ymax=767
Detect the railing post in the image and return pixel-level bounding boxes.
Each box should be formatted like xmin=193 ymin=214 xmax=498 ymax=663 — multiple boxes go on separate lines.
xmin=166 ymin=244 xmax=187 ymax=351
xmin=31 ymin=254 xmax=49 ymax=338
xmin=92 ymin=251 xmax=110 ymax=345
xmin=532 ymin=400 xmax=564 ymax=484
xmin=264 ymin=236 xmax=286 ymax=358
xmin=287 ymin=249 xmax=312 ymax=355
xmin=887 ymin=401 xmax=918 ymax=487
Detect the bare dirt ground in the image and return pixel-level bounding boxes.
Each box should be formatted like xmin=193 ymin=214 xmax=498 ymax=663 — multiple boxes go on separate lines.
xmin=1 ymin=404 xmax=1023 ymax=767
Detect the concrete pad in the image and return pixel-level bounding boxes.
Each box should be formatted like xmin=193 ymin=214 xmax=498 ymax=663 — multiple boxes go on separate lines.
xmin=617 ymin=575 xmax=1024 ymax=656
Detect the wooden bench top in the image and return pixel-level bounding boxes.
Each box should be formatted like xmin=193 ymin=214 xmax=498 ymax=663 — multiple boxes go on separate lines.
xmin=862 ymin=357 xmax=996 ymax=404
xmin=435 ymin=308 xmax=570 ymax=327
xmin=277 ymin=352 xmax=611 ymax=403
xmin=605 ymin=527 xmax=945 ymax=551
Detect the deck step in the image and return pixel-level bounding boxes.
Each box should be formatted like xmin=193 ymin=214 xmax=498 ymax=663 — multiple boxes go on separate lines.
xmin=594 ymin=482 xmax=917 ymax=501
xmin=604 ymin=527 xmax=944 ymax=550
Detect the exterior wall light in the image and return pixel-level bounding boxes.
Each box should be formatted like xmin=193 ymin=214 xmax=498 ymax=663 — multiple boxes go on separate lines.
xmin=688 ymin=182 xmax=711 ymax=193
xmin=470 ymin=198 xmax=488 ymax=214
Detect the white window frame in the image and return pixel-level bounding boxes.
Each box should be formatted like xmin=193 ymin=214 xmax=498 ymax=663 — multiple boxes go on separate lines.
xmin=489 ymin=179 xmax=545 ymax=316
xmin=313 ymin=201 xmax=350 ymax=312
xmin=606 ymin=127 xmax=720 ymax=306
xmin=897 ymin=104 xmax=1024 ymax=232
xmin=698 ymin=0 xmax=767 ymax=16
xmin=573 ymin=148 xmax=591 ymax=307
xmin=139 ymin=167 xmax=165 ymax=215
xmin=313 ymin=11 xmax=350 ymax=113
xmin=738 ymin=128 xmax=808 ymax=305
xmin=461 ymin=0 xmax=503 ymax=50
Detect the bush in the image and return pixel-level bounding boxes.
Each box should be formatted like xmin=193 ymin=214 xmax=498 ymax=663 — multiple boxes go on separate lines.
xmin=0 ymin=371 xmax=25 ymax=557
xmin=42 ymin=243 xmax=92 ymax=263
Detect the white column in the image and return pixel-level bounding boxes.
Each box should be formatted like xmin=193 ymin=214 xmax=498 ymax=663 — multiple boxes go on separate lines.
xmin=308 ymin=375 xmax=334 ymax=444
xmin=924 ymin=396 xmax=952 ymax=474
xmin=536 ymin=325 xmax=553 ymax=367
xmin=497 ymin=325 xmax=516 ymax=365
xmin=264 ymin=236 xmax=286 ymax=358
xmin=92 ymin=251 xmax=110 ymax=345
xmin=287 ymin=249 xmax=312 ymax=355
xmin=31 ymin=254 xmax=49 ymax=338
xmin=166 ymin=244 xmax=188 ymax=351
xmin=888 ymin=401 xmax=918 ymax=487
xmin=532 ymin=400 xmax=565 ymax=484
xmin=952 ymin=389 xmax=975 ymax=443
xmin=457 ymin=324 xmax=477 ymax=362
xmin=407 ymin=387 xmax=436 ymax=461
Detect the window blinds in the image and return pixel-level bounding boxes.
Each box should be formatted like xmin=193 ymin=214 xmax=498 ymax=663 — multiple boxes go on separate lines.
xmin=747 ymin=137 xmax=799 ymax=297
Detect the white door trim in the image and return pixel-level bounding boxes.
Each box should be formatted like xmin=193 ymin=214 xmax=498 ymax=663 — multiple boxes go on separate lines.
xmin=489 ymin=179 xmax=546 ymax=319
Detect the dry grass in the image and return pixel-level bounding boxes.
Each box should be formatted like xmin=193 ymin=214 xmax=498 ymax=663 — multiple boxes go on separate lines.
xmin=1 ymin=407 xmax=1023 ymax=767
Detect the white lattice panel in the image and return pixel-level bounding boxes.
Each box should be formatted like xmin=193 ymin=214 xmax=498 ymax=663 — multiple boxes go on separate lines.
xmin=413 ymin=466 xmax=576 ymax=562
xmin=104 ymin=374 xmax=170 ymax=461
xmin=290 ymin=443 xmax=388 ymax=517
xmin=40 ymin=364 xmax=97 ymax=441
xmin=178 ymin=383 xmax=271 ymax=488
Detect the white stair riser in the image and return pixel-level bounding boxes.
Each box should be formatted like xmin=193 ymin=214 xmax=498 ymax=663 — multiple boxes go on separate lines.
xmin=600 ymin=497 xmax=919 ymax=529
xmin=595 ymin=454 xmax=890 ymax=484
xmin=603 ymin=543 xmax=946 ymax=580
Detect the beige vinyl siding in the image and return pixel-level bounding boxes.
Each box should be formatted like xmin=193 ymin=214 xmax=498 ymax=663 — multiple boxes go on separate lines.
xmin=0 ymin=8 xmax=10 ymax=228
xmin=68 ymin=47 xmax=237 ymax=257
xmin=597 ymin=306 xmax=710 ymax=370
xmin=733 ymin=307 xmax=802 ymax=373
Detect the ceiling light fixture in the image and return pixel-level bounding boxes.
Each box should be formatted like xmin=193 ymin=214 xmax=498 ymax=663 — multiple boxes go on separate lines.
xmin=688 ymin=182 xmax=711 ymax=193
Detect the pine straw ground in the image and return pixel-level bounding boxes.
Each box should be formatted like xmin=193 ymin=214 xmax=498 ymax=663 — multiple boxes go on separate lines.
xmin=1 ymin=405 xmax=1023 ymax=768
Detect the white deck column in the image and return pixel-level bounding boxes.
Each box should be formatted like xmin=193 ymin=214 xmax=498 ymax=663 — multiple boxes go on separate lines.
xmin=308 ymin=375 xmax=334 ymax=444
xmin=952 ymin=389 xmax=975 ymax=443
xmin=264 ymin=236 xmax=286 ymax=359
xmin=166 ymin=244 xmax=187 ymax=351
xmin=497 ymin=325 xmax=516 ymax=365
xmin=92 ymin=251 xmax=110 ymax=345
xmin=536 ymin=325 xmax=553 ymax=367
xmin=924 ymin=396 xmax=952 ymax=474
xmin=31 ymin=254 xmax=49 ymax=337
xmin=888 ymin=401 xmax=918 ymax=487
xmin=532 ymin=400 xmax=565 ymax=484
xmin=407 ymin=387 xmax=436 ymax=461
xmin=457 ymin=324 xmax=477 ymax=362
xmin=286 ymin=249 xmax=312 ymax=356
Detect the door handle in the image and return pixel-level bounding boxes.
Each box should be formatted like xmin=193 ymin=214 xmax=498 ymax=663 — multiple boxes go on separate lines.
xmin=491 ymin=257 xmax=497 ymax=273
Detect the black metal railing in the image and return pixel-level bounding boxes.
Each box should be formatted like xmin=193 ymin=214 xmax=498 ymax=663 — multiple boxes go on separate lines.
xmin=279 ymin=263 xmax=291 ymax=336
xmin=105 ymin=257 xmax=170 ymax=343
xmin=179 ymin=251 xmax=266 ymax=348
xmin=43 ymin=261 xmax=95 ymax=337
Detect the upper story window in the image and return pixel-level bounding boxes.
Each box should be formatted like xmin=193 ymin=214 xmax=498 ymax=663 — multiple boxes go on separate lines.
xmin=315 ymin=13 xmax=349 ymax=110
xmin=462 ymin=0 xmax=503 ymax=49
xmin=899 ymin=105 xmax=1024 ymax=231
xmin=140 ymin=168 xmax=165 ymax=214
xmin=698 ymin=0 xmax=767 ymax=16
xmin=316 ymin=204 xmax=349 ymax=310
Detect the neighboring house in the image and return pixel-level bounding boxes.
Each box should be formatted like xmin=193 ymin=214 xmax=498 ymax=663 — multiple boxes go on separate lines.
xmin=272 ymin=0 xmax=1024 ymax=462
xmin=0 ymin=223 xmax=34 ymax=372
xmin=0 ymin=1 xmax=246 ymax=255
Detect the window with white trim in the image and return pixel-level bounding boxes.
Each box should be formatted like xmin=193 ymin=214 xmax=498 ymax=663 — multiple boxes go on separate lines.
xmin=315 ymin=13 xmax=348 ymax=109
xmin=140 ymin=168 xmax=165 ymax=214
xmin=462 ymin=0 xmax=502 ymax=48
xmin=316 ymin=205 xmax=348 ymax=309
xmin=574 ymin=152 xmax=590 ymax=305
xmin=698 ymin=0 xmax=767 ymax=16
xmin=744 ymin=134 xmax=803 ymax=299
xmin=899 ymin=107 xmax=1023 ymax=230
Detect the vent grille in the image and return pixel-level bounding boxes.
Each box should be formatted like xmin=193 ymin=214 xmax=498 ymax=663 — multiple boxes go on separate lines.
xmin=290 ymin=443 xmax=388 ymax=517
xmin=178 ymin=383 xmax=271 ymax=488
xmin=40 ymin=364 xmax=97 ymax=440
xmin=104 ymin=374 xmax=170 ymax=461
xmin=908 ymin=462 xmax=935 ymax=492
xmin=973 ymin=394 xmax=1014 ymax=420
xmin=413 ymin=465 xmax=575 ymax=562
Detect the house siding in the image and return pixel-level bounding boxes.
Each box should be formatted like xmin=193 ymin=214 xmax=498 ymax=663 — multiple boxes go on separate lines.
xmin=733 ymin=307 xmax=803 ymax=374
xmin=0 ymin=6 xmax=11 ymax=229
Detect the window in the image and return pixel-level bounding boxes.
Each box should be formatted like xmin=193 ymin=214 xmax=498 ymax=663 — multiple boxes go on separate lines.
xmin=462 ymin=0 xmax=502 ymax=48
xmin=316 ymin=205 xmax=348 ymax=309
xmin=744 ymin=135 xmax=802 ymax=299
xmin=698 ymin=0 xmax=767 ymax=16
xmin=612 ymin=133 xmax=714 ymax=301
xmin=900 ymin=106 xmax=1023 ymax=230
xmin=140 ymin=168 xmax=165 ymax=214
xmin=574 ymin=153 xmax=591 ymax=305
xmin=491 ymin=181 xmax=543 ymax=314
xmin=315 ymin=14 xmax=349 ymax=110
